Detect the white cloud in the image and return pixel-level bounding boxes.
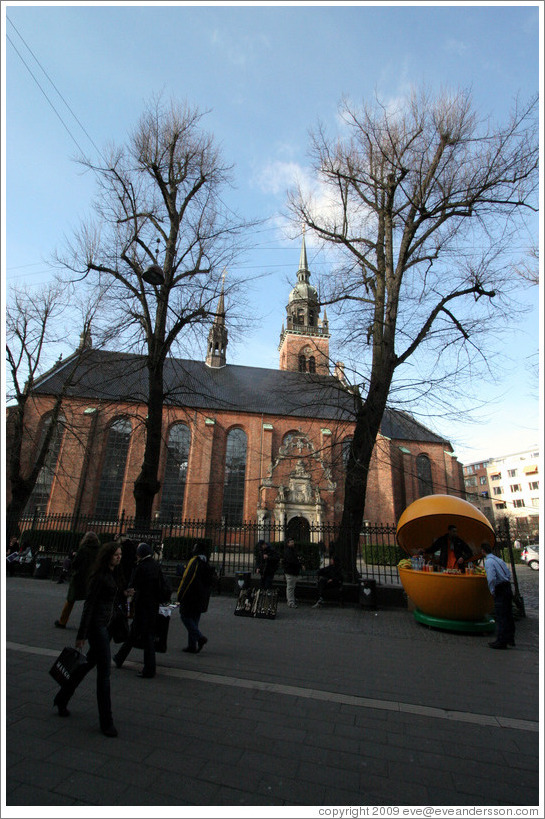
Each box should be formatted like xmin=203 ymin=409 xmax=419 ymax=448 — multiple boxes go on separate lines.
xmin=209 ymin=27 xmax=270 ymax=67
xmin=445 ymin=38 xmax=469 ymax=57
xmin=253 ymin=160 xmax=310 ymax=196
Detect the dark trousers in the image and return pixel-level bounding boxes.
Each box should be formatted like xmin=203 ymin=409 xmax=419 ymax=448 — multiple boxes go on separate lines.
xmin=180 ymin=611 xmax=203 ymax=649
xmin=318 ymin=577 xmax=342 ymax=599
xmin=56 ymin=624 xmax=113 ymax=729
xmin=260 ymin=573 xmax=274 ymax=590
xmin=493 ymin=582 xmax=515 ymax=646
xmin=116 ymin=614 xmax=156 ymax=675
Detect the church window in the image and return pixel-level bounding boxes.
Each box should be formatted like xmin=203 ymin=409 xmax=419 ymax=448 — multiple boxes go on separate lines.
xmin=342 ymin=438 xmax=353 ymax=471
xmin=222 ymin=428 xmax=247 ymax=525
xmin=298 ymin=355 xmax=306 ymax=372
xmin=297 ymin=309 xmax=304 ymax=325
xmin=308 ymin=356 xmax=316 ymax=373
xmin=25 ymin=413 xmax=66 ymax=515
xmin=416 ymin=454 xmax=434 ymax=497
xmin=309 ymin=310 xmax=314 ymax=326
xmin=94 ymin=419 xmax=132 ymax=519
xmin=160 ymin=423 xmax=191 ymax=519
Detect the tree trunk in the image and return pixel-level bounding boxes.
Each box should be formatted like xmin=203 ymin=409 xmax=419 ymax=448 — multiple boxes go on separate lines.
xmin=133 ymin=363 xmax=164 ymax=525
xmin=6 ymin=480 xmax=34 ymax=541
xmin=336 ymin=383 xmax=393 ymax=582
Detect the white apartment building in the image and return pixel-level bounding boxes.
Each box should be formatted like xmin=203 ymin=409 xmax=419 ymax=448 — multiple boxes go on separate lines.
xmin=486 ymin=446 xmax=540 ymax=540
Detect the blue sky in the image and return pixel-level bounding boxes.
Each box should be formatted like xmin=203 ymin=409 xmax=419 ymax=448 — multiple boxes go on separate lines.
xmin=2 ymin=1 xmax=542 ymax=465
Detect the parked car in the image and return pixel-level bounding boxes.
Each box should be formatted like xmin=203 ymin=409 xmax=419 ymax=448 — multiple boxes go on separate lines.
xmin=521 ymin=545 xmax=539 ymax=571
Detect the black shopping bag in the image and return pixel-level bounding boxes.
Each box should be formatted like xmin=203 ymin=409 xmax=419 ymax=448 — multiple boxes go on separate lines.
xmin=49 ymin=646 xmax=88 ymax=686
xmin=132 ymin=607 xmax=171 ymax=654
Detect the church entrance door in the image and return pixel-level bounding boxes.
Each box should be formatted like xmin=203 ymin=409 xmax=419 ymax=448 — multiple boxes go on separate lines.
xmin=287 ymin=516 xmax=310 ymax=543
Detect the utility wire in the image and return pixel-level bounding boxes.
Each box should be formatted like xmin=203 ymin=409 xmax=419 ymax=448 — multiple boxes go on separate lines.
xmin=7 ymin=17 xmax=106 ymax=164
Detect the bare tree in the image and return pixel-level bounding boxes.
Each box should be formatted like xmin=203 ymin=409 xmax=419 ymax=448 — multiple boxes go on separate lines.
xmin=57 ymin=97 xmax=256 ymax=523
xmin=513 ymin=243 xmax=539 ymax=286
xmin=288 ymin=87 xmax=538 ymax=579
xmin=5 ymin=283 xmax=98 ymax=538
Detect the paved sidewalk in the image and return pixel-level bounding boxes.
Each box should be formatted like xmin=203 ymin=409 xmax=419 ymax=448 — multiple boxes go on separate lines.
xmin=3 ymin=574 xmax=542 ymax=813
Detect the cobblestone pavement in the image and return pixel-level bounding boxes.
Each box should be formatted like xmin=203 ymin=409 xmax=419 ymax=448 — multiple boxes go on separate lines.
xmin=3 ymin=569 xmax=541 ymax=813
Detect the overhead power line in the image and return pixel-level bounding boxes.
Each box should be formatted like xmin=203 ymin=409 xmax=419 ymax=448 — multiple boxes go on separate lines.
xmin=7 ymin=17 xmax=106 ymax=164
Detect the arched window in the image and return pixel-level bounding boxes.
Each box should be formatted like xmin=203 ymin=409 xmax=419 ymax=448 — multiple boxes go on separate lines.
xmin=160 ymin=423 xmax=191 ymax=519
xmin=308 ymin=356 xmax=316 ymax=373
xmin=222 ymin=428 xmax=247 ymax=525
xmin=309 ymin=310 xmax=315 ymax=327
xmin=298 ymin=354 xmax=306 ymax=372
xmin=342 ymin=438 xmax=353 ymax=472
xmin=282 ymin=430 xmax=300 ymax=448
xmin=417 ymin=454 xmax=434 ymax=497
xmin=94 ymin=419 xmax=132 ymax=519
xmin=25 ymin=414 xmax=66 ymax=515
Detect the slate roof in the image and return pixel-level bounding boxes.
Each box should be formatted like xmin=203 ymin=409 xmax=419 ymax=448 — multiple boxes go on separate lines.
xmin=34 ymin=349 xmax=450 ymax=446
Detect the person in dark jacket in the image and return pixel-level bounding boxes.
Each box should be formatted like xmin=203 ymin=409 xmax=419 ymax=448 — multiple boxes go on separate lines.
xmin=52 ymin=541 xmax=125 ymax=737
xmin=256 ymin=540 xmax=280 ymax=590
xmin=117 ymin=536 xmax=137 ymax=588
xmin=113 ymin=542 xmax=170 ymax=679
xmin=283 ymin=538 xmax=304 ymax=608
xmin=313 ymin=555 xmax=343 ymax=607
xmin=54 ymin=532 xmax=101 ymax=628
xmin=177 ymin=543 xmax=216 ymax=654
xmin=425 ymin=524 xmax=473 ymax=571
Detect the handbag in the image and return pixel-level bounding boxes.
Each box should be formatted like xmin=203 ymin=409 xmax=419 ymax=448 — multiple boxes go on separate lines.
xmin=108 ymin=602 xmax=130 ymax=644
xmin=49 ymin=646 xmax=88 ymax=686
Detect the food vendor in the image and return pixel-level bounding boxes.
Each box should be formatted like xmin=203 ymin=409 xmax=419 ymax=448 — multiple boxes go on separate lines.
xmin=424 ymin=523 xmax=473 ymax=571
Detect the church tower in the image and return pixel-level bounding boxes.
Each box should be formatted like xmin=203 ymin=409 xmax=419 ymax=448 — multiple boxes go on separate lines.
xmin=205 ymin=281 xmax=228 ymax=368
xmin=278 ymin=233 xmax=330 ymax=374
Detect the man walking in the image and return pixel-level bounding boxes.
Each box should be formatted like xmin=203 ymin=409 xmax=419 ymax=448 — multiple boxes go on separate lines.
xmin=481 ymin=541 xmax=515 ymax=650
xmin=113 ymin=542 xmax=170 ymax=677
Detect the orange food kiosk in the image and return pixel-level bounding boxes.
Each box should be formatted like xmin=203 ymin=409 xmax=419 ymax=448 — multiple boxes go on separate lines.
xmin=396 ymin=495 xmax=495 ymax=631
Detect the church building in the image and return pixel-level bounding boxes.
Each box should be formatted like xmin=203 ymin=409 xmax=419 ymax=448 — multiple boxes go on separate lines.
xmin=9 ymin=237 xmax=465 ymax=538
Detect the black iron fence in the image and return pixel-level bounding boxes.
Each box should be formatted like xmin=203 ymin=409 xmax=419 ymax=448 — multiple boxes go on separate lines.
xmin=14 ymin=511 xmax=404 ymax=584
xmin=13 ymin=511 xmax=521 ymax=586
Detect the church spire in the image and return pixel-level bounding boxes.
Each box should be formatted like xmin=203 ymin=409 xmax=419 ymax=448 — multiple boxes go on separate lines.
xmin=298 ymin=227 xmax=309 ymax=276
xmin=278 ymin=238 xmax=330 ymax=375
xmin=205 ymin=273 xmax=228 ymax=368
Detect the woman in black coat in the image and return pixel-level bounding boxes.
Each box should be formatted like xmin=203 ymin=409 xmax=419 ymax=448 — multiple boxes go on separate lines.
xmin=177 ymin=544 xmax=215 ymax=654
xmin=53 ymin=542 xmax=125 ymax=737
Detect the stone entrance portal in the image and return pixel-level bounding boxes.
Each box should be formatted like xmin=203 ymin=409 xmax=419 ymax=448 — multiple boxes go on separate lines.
xmin=287 ymin=516 xmax=310 ymax=543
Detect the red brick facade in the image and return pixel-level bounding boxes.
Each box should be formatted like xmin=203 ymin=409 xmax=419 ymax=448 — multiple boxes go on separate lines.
xmin=6 ymin=239 xmax=465 ymax=529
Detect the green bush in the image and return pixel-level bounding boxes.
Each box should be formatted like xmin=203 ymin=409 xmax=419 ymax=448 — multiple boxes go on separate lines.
xmin=360 ymin=542 xmax=406 ymax=566
xmin=251 ymin=540 xmax=322 ymax=574
xmin=161 ymin=536 xmax=214 ymax=562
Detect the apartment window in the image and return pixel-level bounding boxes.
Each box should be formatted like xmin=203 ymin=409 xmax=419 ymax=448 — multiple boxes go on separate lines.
xmin=160 ymin=423 xmax=191 ymax=519
xmin=222 ymin=428 xmax=247 ymax=526
xmin=493 ymin=486 xmax=503 ymax=495
xmin=94 ymin=419 xmax=132 ymax=519
xmin=510 ymin=484 xmax=521 ymax=493
xmin=513 ymin=499 xmax=525 ymax=508
xmin=495 ymin=502 xmax=507 ymax=509
xmin=531 ymin=498 xmax=539 ymax=508
xmin=490 ymin=473 xmax=501 ymax=481
xmin=508 ymin=469 xmax=517 ymax=478
xmin=465 ymin=476 xmax=477 ymax=487
xmin=529 ymin=481 xmax=539 ymax=490
xmin=479 ymin=476 xmax=487 ymax=485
